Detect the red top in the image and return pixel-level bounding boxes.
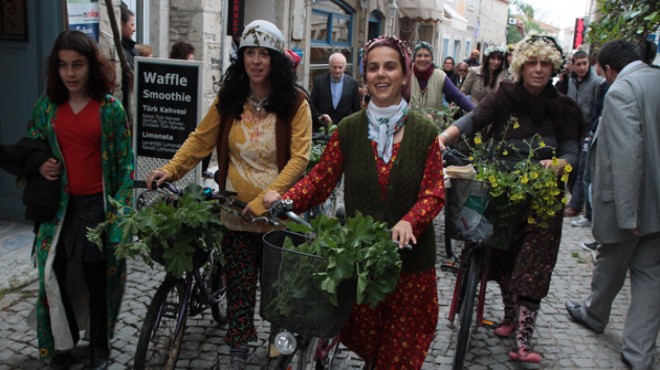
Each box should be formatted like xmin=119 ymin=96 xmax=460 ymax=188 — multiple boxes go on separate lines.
xmin=54 ymin=100 xmax=103 ymax=195
xmin=284 ymin=131 xmax=445 ymax=238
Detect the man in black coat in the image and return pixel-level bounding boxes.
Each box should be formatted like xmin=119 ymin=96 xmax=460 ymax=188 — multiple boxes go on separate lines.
xmin=310 ymin=52 xmax=361 ymax=130
xmin=0 ymin=137 xmax=59 ymax=229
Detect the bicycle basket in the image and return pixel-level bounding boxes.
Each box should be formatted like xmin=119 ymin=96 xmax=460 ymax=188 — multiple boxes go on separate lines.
xmin=445 ymin=179 xmax=494 ymax=243
xmin=260 ymin=230 xmax=356 ymax=338
xmin=484 ymin=195 xmax=529 ymax=251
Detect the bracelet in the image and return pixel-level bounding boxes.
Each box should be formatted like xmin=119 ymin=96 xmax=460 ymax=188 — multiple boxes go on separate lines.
xmin=440 ymin=132 xmax=451 ymax=143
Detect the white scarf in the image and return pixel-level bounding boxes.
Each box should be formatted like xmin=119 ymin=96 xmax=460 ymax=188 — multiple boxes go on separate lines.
xmin=366 ymin=99 xmax=408 ymax=163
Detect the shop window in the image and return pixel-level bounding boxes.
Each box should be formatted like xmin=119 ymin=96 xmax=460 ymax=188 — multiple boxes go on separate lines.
xmin=310 ymin=0 xmax=355 ymax=81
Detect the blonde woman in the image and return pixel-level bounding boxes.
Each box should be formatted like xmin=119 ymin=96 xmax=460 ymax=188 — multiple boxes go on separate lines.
xmin=440 ymin=35 xmax=584 ymax=363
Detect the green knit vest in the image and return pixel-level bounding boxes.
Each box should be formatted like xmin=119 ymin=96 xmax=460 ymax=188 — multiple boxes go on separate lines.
xmin=338 ymin=110 xmax=439 ymax=273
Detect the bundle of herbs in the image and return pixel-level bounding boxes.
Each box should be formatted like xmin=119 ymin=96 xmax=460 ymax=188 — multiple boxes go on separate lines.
xmin=87 ymin=183 xmax=223 ymax=278
xmin=260 ymin=211 xmax=402 ymax=337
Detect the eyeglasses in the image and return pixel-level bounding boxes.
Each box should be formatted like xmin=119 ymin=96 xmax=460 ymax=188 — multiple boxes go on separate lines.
xmin=457 ymin=69 xmax=468 ymax=72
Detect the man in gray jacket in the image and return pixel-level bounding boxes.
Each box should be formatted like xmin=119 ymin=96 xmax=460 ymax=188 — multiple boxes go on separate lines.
xmin=565 ymin=39 xmax=660 ymax=370
xmin=564 ymin=50 xmax=604 ymax=222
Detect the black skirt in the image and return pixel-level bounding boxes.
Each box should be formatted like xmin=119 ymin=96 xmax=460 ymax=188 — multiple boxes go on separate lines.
xmin=59 ymin=192 xmax=106 ymax=262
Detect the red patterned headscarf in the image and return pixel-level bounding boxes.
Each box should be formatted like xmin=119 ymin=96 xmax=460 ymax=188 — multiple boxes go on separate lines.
xmin=362 ymin=35 xmax=412 ymax=101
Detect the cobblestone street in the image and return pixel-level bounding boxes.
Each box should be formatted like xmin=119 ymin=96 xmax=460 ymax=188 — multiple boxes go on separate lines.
xmin=1 ymin=215 xmax=658 ymax=369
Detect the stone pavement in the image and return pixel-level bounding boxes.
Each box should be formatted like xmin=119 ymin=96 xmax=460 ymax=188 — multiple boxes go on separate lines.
xmin=1 ymin=214 xmax=658 ymax=370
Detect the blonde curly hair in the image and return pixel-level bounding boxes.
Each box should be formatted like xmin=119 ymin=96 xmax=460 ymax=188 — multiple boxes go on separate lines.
xmin=510 ymin=33 xmax=564 ymax=82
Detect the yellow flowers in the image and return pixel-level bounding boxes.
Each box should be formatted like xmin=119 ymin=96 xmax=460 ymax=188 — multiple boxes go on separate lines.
xmin=466 ymin=116 xmax=569 ymax=229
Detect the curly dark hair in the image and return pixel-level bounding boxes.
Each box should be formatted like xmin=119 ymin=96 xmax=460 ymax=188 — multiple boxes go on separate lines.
xmin=216 ymin=48 xmax=298 ymax=120
xmin=169 ymin=41 xmax=195 ymax=60
xmin=46 ymin=30 xmax=115 ymax=105
xmin=481 ymin=51 xmax=506 ymax=89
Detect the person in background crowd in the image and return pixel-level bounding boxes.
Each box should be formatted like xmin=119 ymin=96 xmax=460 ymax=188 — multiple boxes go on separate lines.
xmin=464 ymin=49 xmax=481 ymax=67
xmin=455 ymin=61 xmax=469 ymax=90
xmin=120 ymin=2 xmax=136 ymax=124
xmin=310 ymin=52 xmax=361 ymax=130
xmin=169 ymin=41 xmax=195 ymax=61
xmin=135 ymin=43 xmax=153 ymax=57
xmin=120 ymin=3 xmax=136 ymax=68
xmin=554 ymin=63 xmax=571 ymax=95
xmin=579 ymin=49 xmax=610 ymax=255
xmin=169 ymin=41 xmax=212 ymax=178
xmin=263 ymin=34 xmax=444 ymax=370
xmin=443 ymin=56 xmax=460 ymax=86
xmin=146 ymin=20 xmax=312 ymax=370
xmin=409 ymin=41 xmax=473 ymax=113
xmin=439 ymin=34 xmax=582 ymax=364
xmin=565 ymin=39 xmax=660 ymax=370
xmin=28 ymin=30 xmax=134 ymax=370
xmin=563 ymin=50 xmax=603 ymax=221
xmin=461 ymin=45 xmax=509 ymax=105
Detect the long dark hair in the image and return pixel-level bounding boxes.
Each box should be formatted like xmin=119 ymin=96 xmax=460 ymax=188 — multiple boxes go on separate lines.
xmin=481 ymin=51 xmax=506 ymax=88
xmin=46 ymin=30 xmax=115 ymax=105
xmin=216 ymin=48 xmax=298 ymax=120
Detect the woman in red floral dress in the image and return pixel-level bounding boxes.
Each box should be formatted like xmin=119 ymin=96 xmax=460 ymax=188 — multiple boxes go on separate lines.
xmin=264 ymin=35 xmax=445 ymax=370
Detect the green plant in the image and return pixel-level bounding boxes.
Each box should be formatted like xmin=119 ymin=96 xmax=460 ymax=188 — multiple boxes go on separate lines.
xmin=409 ymin=104 xmax=458 ymax=131
xmin=274 ymin=211 xmax=402 ymax=310
xmin=464 ymin=117 xmax=571 ymax=247
xmin=87 ymin=183 xmax=224 ymax=278
xmin=307 ymin=123 xmax=337 ymax=172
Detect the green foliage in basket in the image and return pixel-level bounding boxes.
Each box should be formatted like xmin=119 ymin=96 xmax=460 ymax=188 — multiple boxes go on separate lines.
xmin=465 ymin=116 xmax=572 ymax=231
xmin=307 ymin=123 xmax=338 ymax=172
xmin=87 ymin=183 xmax=223 ymax=278
xmin=285 ymin=211 xmax=402 ymax=308
xmin=409 ymin=104 xmax=459 ymax=131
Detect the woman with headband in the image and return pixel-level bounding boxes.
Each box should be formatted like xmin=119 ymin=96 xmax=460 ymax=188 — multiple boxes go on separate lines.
xmin=264 ymin=35 xmax=445 ymax=369
xmin=461 ymin=44 xmax=510 ymax=105
xmin=410 ymin=41 xmax=474 ymax=112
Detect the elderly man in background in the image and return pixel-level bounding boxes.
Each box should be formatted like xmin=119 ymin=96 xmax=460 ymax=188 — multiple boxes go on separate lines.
xmin=310 ymin=52 xmax=361 ymax=130
xmin=464 ymin=49 xmax=481 ymax=67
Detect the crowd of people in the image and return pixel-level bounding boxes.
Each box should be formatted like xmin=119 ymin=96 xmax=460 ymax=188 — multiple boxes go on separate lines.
xmin=1 ymin=7 xmax=658 ymax=370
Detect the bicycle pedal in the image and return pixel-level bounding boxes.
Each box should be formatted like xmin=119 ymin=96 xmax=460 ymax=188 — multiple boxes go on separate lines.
xmin=440 ymin=261 xmax=459 ymax=274
xmin=481 ymin=319 xmax=496 ymax=328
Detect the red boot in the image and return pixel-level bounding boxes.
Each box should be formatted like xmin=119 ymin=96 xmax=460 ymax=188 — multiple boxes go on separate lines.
xmin=508 ymin=304 xmax=542 ymax=363
xmin=494 ymin=322 xmax=515 ymax=338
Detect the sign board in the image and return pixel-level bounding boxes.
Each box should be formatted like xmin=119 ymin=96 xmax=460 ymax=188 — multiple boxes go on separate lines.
xmin=572 ymin=18 xmax=586 ymax=51
xmin=134 ymin=58 xmax=201 ymax=160
xmin=67 ymin=0 xmax=100 ymax=41
xmin=227 ymin=0 xmax=245 ymax=36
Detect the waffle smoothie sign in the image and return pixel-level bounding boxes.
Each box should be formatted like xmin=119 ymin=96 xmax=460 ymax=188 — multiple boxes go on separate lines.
xmin=135 ymin=58 xmax=201 ymax=159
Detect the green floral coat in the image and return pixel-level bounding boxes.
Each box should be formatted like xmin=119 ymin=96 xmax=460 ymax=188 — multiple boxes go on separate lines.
xmin=27 ymin=94 xmax=134 ymax=359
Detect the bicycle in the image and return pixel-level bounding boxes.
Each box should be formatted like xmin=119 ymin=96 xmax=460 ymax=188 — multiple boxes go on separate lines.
xmin=441 ymin=177 xmax=495 ymax=370
xmin=262 ymin=201 xmax=410 ymax=370
xmin=260 ymin=229 xmax=352 ymax=370
xmin=131 ymin=180 xmax=242 ymax=370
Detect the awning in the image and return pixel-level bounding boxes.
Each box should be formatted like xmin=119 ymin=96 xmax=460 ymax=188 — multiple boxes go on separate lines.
xmin=443 ymin=4 xmax=468 ymax=31
xmin=398 ymin=0 xmax=444 ymax=22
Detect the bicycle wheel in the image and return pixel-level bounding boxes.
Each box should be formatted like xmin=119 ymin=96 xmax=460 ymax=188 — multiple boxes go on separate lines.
xmin=210 ymin=261 xmax=227 ymax=324
xmin=453 ymin=247 xmax=482 ymax=370
xmin=134 ymin=276 xmax=188 ymax=370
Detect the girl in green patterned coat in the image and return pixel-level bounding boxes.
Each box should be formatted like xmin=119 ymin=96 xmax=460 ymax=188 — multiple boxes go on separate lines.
xmin=264 ymin=36 xmax=445 ymax=369
xmin=27 ymin=30 xmax=133 ymax=370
